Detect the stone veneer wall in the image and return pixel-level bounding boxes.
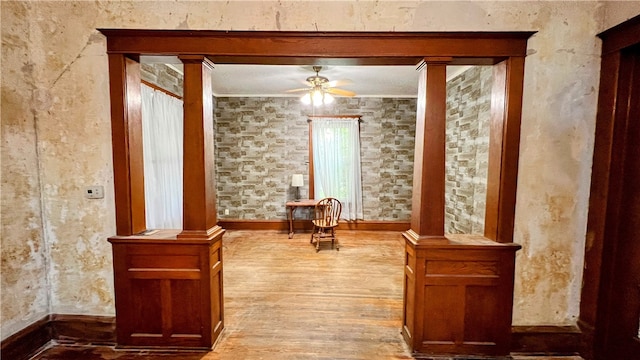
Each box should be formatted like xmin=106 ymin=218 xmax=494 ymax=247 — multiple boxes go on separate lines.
xmin=135 ymin=65 xmax=416 ymax=223
xmin=140 ymin=63 xmax=184 ymax=97
xmin=214 ymin=97 xmax=416 ymax=221
xmin=445 ymin=66 xmax=492 ymax=235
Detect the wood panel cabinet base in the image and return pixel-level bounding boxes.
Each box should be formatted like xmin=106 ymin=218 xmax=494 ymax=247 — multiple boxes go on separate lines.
xmin=402 ymin=232 xmax=520 ymax=357
xmin=108 ymin=227 xmax=225 ymax=349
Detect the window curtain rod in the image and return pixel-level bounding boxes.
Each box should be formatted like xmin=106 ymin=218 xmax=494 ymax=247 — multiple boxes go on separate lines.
xmin=142 ymin=79 xmax=183 ymax=100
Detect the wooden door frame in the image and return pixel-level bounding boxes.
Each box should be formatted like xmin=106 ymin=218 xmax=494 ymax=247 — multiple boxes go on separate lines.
xmin=579 ymin=14 xmax=640 ymax=360
xmin=99 ymin=30 xmax=532 ymax=351
xmin=99 ymin=29 xmax=532 ymax=241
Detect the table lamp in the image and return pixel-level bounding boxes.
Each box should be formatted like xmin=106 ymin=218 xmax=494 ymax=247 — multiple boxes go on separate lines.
xmin=291 ymin=174 xmax=304 ymax=201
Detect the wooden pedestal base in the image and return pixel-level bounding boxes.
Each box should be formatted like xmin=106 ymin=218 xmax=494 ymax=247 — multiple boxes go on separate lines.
xmin=402 ymin=232 xmax=520 ymax=357
xmin=108 ymin=227 xmax=225 ymax=349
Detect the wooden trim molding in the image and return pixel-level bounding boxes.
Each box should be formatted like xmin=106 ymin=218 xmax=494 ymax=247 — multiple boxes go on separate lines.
xmin=107 ymin=54 xmax=146 ymax=236
xmin=49 ymin=314 xmax=116 ymax=345
xmin=408 ymin=59 xmax=449 ymax=240
xmin=178 ymin=55 xmax=218 ymax=237
xmin=0 ymin=314 xmax=116 ymax=360
xmin=141 ymin=79 xmax=182 ymax=100
xmin=511 ymin=325 xmax=583 ymax=355
xmin=98 ymin=28 xmax=534 ymax=354
xmin=579 ymin=14 xmax=640 ymax=360
xmin=0 ymin=316 xmax=51 ymax=360
xmin=598 ymin=14 xmax=640 ymax=55
xmin=217 ymin=219 xmax=411 ymax=232
xmin=1 ymin=316 xmax=580 ymax=358
xmin=99 ymin=30 xmax=533 ymax=65
xmin=484 ymin=56 xmax=525 ymax=243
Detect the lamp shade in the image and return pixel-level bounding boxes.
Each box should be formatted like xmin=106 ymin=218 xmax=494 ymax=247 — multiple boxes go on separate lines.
xmin=291 ymin=174 xmax=304 ymax=187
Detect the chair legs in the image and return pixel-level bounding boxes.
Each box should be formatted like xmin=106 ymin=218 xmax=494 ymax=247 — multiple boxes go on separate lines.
xmin=310 ymin=227 xmax=339 ymax=252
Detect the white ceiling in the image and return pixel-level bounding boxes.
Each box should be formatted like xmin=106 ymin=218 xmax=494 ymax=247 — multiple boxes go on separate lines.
xmin=208 ymin=64 xmax=421 ymax=98
xmin=143 ymin=56 xmax=468 ymax=98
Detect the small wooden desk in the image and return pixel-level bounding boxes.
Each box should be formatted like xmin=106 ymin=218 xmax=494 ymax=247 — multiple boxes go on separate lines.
xmin=286 ymin=199 xmax=317 ymax=238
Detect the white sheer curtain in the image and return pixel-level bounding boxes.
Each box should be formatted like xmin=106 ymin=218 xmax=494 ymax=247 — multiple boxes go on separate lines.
xmin=141 ymin=84 xmax=183 ymax=229
xmin=312 ymin=117 xmax=363 ymax=220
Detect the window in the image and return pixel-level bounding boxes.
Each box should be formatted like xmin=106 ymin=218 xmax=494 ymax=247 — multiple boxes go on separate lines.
xmin=311 ymin=117 xmax=363 ymax=220
xmin=141 ymin=84 xmax=184 ymax=229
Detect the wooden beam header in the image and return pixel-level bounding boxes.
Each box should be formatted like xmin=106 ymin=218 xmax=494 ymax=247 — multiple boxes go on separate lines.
xmin=98 ymin=29 xmax=534 ymax=65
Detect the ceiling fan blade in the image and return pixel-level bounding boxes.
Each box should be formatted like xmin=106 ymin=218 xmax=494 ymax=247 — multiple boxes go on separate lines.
xmin=325 ymin=87 xmax=356 ymax=97
xmin=327 ymin=79 xmax=352 ymax=88
xmin=285 ymin=88 xmax=311 ymax=93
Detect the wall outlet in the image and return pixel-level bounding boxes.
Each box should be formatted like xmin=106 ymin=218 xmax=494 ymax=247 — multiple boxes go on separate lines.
xmin=85 ymin=186 xmax=104 ymax=199
xmin=224 ymin=209 xmax=230 ymax=215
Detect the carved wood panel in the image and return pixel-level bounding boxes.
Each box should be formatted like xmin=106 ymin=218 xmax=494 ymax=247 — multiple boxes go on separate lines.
xmin=109 ymin=235 xmax=223 ymax=349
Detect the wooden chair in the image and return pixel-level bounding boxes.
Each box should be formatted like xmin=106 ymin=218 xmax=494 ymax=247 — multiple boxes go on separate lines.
xmin=310 ymin=197 xmax=342 ymax=252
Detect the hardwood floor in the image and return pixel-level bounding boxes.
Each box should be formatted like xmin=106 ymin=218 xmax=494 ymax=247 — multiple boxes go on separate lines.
xmin=30 ymin=230 xmax=583 ymax=360
xmin=32 ymin=230 xmax=412 ymax=359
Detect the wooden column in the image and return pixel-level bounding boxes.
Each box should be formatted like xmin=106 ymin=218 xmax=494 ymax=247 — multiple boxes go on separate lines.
xmin=405 ymin=58 xmax=450 ymax=243
xmin=107 ymin=54 xmax=146 ymax=236
xmin=108 ymin=54 xmax=225 ymax=349
xmin=485 ymin=56 xmax=525 ymax=243
xmin=175 ymin=54 xmax=225 ymax=346
xmin=178 ymin=55 xmax=220 ymax=239
xmin=402 ymin=58 xmax=522 ymax=357
xmin=402 ymin=58 xmax=450 ymax=352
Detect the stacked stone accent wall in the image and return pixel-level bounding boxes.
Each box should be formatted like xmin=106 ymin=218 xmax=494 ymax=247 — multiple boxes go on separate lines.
xmin=140 ymin=63 xmax=184 ymax=97
xmin=445 ymin=66 xmax=492 ymax=234
xmin=214 ymin=97 xmax=416 ymax=221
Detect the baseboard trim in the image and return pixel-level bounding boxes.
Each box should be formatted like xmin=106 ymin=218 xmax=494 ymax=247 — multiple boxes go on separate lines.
xmin=576 ymin=319 xmax=595 ymax=359
xmin=511 ymin=325 xmax=583 ymax=355
xmin=0 ymin=314 xmax=116 ymax=360
xmin=218 ymin=219 xmax=293 ymax=231
xmin=2 ymin=312 xmax=583 ymax=358
xmin=0 ymin=315 xmax=51 ymax=360
xmin=50 ymin=314 xmax=116 ymax=344
xmin=217 ymin=219 xmax=410 ymax=232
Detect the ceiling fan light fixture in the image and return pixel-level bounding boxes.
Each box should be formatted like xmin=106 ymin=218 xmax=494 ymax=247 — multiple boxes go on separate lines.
xmin=301 ymin=87 xmax=335 ymax=106
xmin=292 ymin=65 xmax=355 ymax=106
xmin=323 ymin=93 xmax=335 ymax=104
xmin=311 ymin=89 xmax=324 ymax=105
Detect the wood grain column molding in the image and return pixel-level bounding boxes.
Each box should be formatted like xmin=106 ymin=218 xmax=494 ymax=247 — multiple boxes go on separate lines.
xmin=484 ymin=56 xmax=526 ymax=243
xmin=107 ymin=54 xmax=146 ymax=236
xmin=405 ymin=57 xmax=451 ymax=244
xmin=177 ymin=55 xmax=221 ymax=239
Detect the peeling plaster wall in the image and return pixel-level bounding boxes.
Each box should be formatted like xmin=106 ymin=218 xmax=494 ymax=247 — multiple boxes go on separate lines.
xmin=602 ymin=0 xmax=640 ymax=30
xmin=2 ymin=0 xmax=640 ymax=339
xmin=1 ymin=2 xmax=50 ymax=340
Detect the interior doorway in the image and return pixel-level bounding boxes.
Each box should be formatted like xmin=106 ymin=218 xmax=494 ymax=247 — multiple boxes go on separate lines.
xmin=596 ymin=44 xmax=640 ymax=359
xmin=580 ymin=15 xmax=640 ymax=360
xmin=100 ymin=30 xmax=531 ymax=353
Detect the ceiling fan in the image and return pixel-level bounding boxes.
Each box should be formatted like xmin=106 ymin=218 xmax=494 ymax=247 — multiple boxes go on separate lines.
xmin=287 ymin=66 xmax=356 ymax=105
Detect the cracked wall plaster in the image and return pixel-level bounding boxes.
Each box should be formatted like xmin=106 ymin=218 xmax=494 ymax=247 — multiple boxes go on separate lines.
xmin=1 ymin=1 xmax=50 ymax=340
xmin=2 ymin=0 xmax=640 ymax=340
